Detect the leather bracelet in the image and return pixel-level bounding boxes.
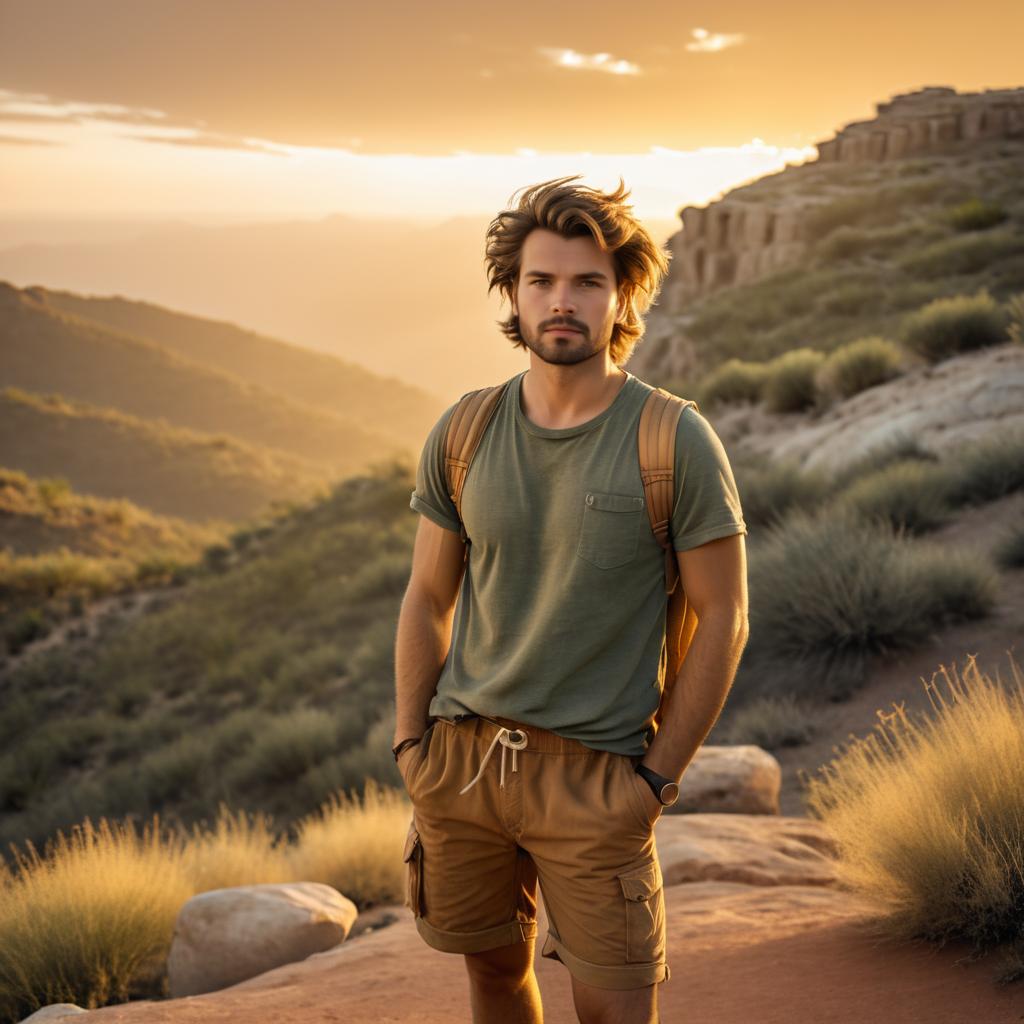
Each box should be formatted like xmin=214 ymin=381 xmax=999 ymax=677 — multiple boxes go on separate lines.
xmin=392 ymin=736 xmax=421 ymax=762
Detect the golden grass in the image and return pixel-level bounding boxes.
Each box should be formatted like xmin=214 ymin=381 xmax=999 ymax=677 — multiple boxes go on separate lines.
xmin=0 ymin=784 xmax=413 ymax=1020
xmin=804 ymin=654 xmax=1024 ymax=981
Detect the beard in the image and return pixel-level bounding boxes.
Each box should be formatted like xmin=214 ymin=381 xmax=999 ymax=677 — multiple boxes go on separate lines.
xmin=517 ymin=312 xmax=616 ymax=366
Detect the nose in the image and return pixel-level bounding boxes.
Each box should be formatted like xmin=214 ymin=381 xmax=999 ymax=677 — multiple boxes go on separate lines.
xmin=550 ymin=286 xmax=576 ymax=315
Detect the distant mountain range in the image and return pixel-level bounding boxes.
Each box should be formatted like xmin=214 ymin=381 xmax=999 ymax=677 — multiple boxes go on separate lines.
xmin=0 ymin=213 xmax=680 ymax=398
xmin=0 ymin=281 xmax=443 ymax=521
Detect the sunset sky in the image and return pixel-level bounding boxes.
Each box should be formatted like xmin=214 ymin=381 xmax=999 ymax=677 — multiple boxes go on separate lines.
xmin=2 ymin=0 xmax=1022 ymax=227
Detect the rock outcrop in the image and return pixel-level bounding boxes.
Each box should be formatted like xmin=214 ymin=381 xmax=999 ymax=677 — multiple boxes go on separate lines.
xmin=166 ymin=882 xmax=358 ymax=998
xmin=674 ymin=744 xmax=781 ymax=815
xmin=631 ymin=85 xmax=1024 ymax=385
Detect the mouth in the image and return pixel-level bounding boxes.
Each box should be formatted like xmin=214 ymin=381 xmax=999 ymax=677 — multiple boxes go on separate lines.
xmin=546 ymin=327 xmax=582 ymax=334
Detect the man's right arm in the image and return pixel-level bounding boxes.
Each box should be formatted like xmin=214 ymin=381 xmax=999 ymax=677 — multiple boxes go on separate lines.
xmin=393 ymin=514 xmax=467 ymax=748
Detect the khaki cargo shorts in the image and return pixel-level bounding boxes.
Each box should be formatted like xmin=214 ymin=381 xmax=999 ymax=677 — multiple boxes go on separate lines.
xmin=397 ymin=713 xmax=670 ymax=990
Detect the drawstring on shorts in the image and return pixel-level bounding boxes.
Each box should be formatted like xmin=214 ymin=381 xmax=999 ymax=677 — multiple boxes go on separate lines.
xmin=459 ymin=724 xmax=529 ymax=795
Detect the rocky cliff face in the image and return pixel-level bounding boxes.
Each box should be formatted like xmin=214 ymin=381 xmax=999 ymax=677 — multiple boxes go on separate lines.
xmin=631 ymin=86 xmax=1024 ymax=383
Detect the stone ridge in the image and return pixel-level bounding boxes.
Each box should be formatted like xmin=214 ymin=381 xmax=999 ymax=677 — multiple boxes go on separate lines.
xmin=636 ymin=85 xmax=1024 ymax=368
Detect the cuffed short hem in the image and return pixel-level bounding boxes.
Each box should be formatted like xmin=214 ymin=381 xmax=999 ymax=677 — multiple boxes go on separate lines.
xmin=540 ymin=931 xmax=670 ymax=990
xmin=415 ymin=914 xmax=538 ymax=954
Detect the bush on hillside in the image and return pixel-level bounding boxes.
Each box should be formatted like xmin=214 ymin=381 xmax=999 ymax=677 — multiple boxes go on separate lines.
xmin=993 ymin=522 xmax=1024 ymax=570
xmin=696 ymin=358 xmax=768 ymax=407
xmin=804 ymin=655 xmax=1024 ymax=984
xmin=718 ymin=692 xmax=821 ymax=750
xmin=899 ymin=290 xmax=1010 ymax=362
xmin=942 ymin=432 xmax=1024 ymax=507
xmin=815 ymin=336 xmax=905 ymax=400
xmin=833 ymin=460 xmax=953 ymax=534
xmin=1007 ymin=292 xmax=1024 ymax=346
xmin=829 ymin=433 xmax=938 ymax=492
xmin=899 ymin=230 xmax=1024 ymax=279
xmin=732 ymin=458 xmax=830 ymax=528
xmin=947 ymin=197 xmax=1009 ymax=232
xmin=744 ymin=509 xmax=997 ymax=700
xmin=763 ymin=348 xmax=826 ymax=413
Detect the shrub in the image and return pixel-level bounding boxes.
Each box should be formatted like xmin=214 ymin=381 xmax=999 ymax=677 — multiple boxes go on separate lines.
xmin=763 ymin=348 xmax=826 ymax=413
xmin=697 ymin=359 xmax=769 ymax=407
xmin=899 ymin=290 xmax=1010 ymax=362
xmin=899 ymin=230 xmax=1024 ymax=278
xmin=993 ymin=522 xmax=1024 ymax=569
xmin=833 ymin=460 xmax=953 ymax=534
xmin=719 ymin=692 xmax=820 ymax=750
xmin=1007 ymin=292 xmax=1024 ymax=345
xmin=745 ymin=509 xmax=997 ymax=699
xmin=0 ymin=816 xmax=194 ymax=1022
xmin=804 ymin=655 xmax=1024 ymax=983
xmin=732 ymin=458 xmax=830 ymax=528
xmin=947 ymin=197 xmax=1009 ymax=232
xmin=288 ymin=779 xmax=411 ymax=910
xmin=815 ymin=336 xmax=905 ymax=400
xmin=829 ymin=434 xmax=938 ymax=492
xmin=943 ymin=432 xmax=1024 ymax=507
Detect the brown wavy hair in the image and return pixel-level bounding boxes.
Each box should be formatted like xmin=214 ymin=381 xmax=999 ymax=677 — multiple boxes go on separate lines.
xmin=483 ymin=174 xmax=671 ymax=366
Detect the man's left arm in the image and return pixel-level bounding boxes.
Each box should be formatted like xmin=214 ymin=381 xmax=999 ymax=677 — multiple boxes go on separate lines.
xmin=639 ymin=532 xmax=750 ymax=782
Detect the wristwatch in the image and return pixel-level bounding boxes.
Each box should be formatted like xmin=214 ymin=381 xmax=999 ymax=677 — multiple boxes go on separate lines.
xmin=635 ymin=763 xmax=680 ymax=806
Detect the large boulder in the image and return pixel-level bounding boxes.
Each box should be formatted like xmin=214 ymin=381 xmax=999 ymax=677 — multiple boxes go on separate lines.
xmin=673 ymin=745 xmax=781 ymax=815
xmin=167 ymin=882 xmax=358 ymax=998
xmin=654 ymin=813 xmax=839 ymax=887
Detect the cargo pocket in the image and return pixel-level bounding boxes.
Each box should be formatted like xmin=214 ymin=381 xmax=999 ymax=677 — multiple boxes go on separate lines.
xmin=617 ymin=860 xmax=666 ymax=963
xmin=577 ymin=491 xmax=645 ymax=569
xmin=403 ymin=824 xmax=424 ymax=917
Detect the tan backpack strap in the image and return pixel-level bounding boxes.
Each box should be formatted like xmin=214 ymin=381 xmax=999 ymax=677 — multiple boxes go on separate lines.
xmin=638 ymin=387 xmax=695 ymax=595
xmin=638 ymin=387 xmax=699 ymax=734
xmin=443 ymin=381 xmax=510 ymax=546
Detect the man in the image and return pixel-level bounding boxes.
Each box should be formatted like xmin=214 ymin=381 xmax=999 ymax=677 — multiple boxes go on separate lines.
xmin=393 ymin=175 xmax=749 ymax=1024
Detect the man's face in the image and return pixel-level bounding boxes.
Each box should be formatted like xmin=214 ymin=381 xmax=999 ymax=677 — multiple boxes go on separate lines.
xmin=511 ymin=228 xmax=622 ymax=367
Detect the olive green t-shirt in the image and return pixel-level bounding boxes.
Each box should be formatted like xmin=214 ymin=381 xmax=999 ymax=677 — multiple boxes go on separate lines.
xmin=409 ymin=368 xmax=746 ymax=756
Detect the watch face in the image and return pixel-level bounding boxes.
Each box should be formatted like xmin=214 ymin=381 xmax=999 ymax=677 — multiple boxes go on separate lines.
xmin=659 ymin=782 xmax=680 ymax=805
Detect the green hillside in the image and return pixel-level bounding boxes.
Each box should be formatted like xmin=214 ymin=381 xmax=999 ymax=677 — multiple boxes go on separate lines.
xmin=0 ymin=386 xmax=330 ymax=522
xmin=0 ymin=465 xmax=229 ymax=657
xmin=0 ymin=283 xmax=407 ymax=475
xmin=27 ymin=284 xmax=440 ymax=450
xmin=0 ymin=462 xmax=415 ymax=856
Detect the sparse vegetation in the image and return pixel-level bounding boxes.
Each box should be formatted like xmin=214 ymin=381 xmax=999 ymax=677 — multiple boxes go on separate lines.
xmin=832 ymin=460 xmax=953 ymax=534
xmin=947 ymin=197 xmax=1009 ymax=232
xmin=742 ymin=509 xmax=997 ymax=700
xmin=697 ymin=359 xmax=769 ymax=407
xmin=942 ymin=432 xmax=1024 ymax=507
xmin=993 ymin=522 xmax=1024 ymax=570
xmin=899 ymin=290 xmax=1010 ymax=362
xmin=719 ymin=692 xmax=821 ymax=750
xmin=0 ymin=783 xmax=412 ymax=1022
xmin=762 ymin=348 xmax=826 ymax=413
xmin=815 ymin=336 xmax=905 ymax=400
xmin=732 ymin=458 xmax=830 ymax=528
xmin=804 ymin=656 xmax=1024 ymax=984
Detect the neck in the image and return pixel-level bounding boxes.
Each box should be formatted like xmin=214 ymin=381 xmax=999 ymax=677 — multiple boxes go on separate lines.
xmin=520 ymin=353 xmax=627 ymax=430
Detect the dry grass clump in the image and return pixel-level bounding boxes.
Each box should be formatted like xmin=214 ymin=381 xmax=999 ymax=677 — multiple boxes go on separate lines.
xmin=815 ymin=336 xmax=906 ymax=401
xmin=0 ymin=784 xmax=414 ymax=1021
xmin=697 ymin=358 xmax=769 ymax=408
xmin=719 ymin=692 xmax=821 ymax=750
xmin=900 ymin=290 xmax=1009 ymax=362
xmin=832 ymin=460 xmax=953 ymax=534
xmin=804 ymin=655 xmax=1024 ymax=984
xmin=762 ymin=348 xmax=826 ymax=413
xmin=745 ymin=509 xmax=997 ymax=699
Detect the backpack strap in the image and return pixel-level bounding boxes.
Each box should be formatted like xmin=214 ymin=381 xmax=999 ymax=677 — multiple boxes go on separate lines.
xmin=638 ymin=387 xmax=700 ymax=733
xmin=443 ymin=381 xmax=510 ymax=552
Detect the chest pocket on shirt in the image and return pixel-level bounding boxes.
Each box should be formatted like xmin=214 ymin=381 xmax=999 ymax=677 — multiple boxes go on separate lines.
xmin=577 ymin=491 xmax=645 ymax=569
